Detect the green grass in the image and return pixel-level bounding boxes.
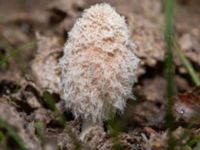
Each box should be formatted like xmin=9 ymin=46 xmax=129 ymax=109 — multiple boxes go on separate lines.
xmin=0 ymin=15 xmax=4 ymax=22
xmin=0 ymin=91 xmax=81 ymax=150
xmin=107 ymin=117 xmax=124 ymax=150
xmin=174 ymin=42 xmax=200 ymax=86
xmin=164 ymin=0 xmax=176 ymax=149
xmin=0 ymin=41 xmax=36 ymax=71
xmin=35 ymin=122 xmax=45 ymax=150
xmin=163 ymin=0 xmax=200 ymax=148
xmin=0 ymin=118 xmax=28 ymax=150
xmin=194 ymin=142 xmax=200 ymax=150
xmin=0 ymin=131 xmax=4 ymax=141
xmin=42 ymin=91 xmax=81 ymax=150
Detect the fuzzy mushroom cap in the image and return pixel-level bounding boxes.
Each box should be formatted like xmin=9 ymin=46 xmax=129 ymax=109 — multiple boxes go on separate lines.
xmin=59 ymin=3 xmax=139 ymax=122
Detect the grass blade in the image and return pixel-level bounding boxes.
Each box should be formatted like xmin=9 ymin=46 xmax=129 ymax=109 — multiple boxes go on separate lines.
xmin=35 ymin=121 xmax=45 ymax=150
xmin=0 ymin=118 xmax=28 ymax=150
xmin=164 ymin=0 xmax=176 ymax=149
xmin=174 ymin=42 xmax=200 ymax=86
xmin=0 ymin=41 xmax=35 ymax=66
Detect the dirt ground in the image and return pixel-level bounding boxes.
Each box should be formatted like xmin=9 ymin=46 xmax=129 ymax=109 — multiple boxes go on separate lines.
xmin=0 ymin=0 xmax=200 ymax=149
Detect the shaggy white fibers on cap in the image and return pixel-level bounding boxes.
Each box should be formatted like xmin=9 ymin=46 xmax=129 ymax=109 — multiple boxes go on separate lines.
xmin=59 ymin=3 xmax=139 ymax=123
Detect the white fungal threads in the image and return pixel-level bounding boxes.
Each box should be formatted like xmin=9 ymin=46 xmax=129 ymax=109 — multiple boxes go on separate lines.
xmin=59 ymin=3 xmax=139 ymax=127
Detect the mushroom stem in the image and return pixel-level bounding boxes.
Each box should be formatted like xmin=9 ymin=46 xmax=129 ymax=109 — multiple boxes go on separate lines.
xmin=80 ymin=118 xmax=102 ymax=141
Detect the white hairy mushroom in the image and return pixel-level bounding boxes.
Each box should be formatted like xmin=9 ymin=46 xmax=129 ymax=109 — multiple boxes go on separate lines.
xmin=59 ymin=3 xmax=139 ymax=139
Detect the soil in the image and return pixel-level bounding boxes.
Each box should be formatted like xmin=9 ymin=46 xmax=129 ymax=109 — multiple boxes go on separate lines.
xmin=0 ymin=0 xmax=200 ymax=149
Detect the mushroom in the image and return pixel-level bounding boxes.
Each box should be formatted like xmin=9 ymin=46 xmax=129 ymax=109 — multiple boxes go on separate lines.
xmin=59 ymin=3 xmax=140 ymax=140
